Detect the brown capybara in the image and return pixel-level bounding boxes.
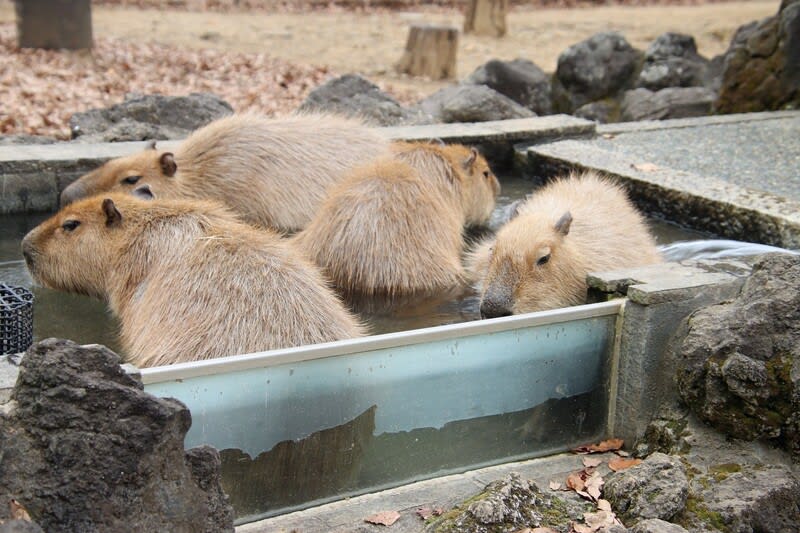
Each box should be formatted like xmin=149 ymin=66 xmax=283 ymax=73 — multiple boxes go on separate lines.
xmin=22 ymin=194 xmax=364 ymax=368
xmin=468 ymin=172 xmax=662 ymax=316
xmin=391 ymin=141 xmax=501 ymax=228
xmin=59 ymin=113 xmax=392 ymax=232
xmin=293 ymin=143 xmax=500 ymax=296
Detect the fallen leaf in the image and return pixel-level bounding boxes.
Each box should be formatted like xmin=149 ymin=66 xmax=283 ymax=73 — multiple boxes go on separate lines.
xmin=583 ymin=509 xmax=616 ymax=529
xmin=609 ymin=457 xmax=643 ymax=471
xmin=365 ymin=510 xmax=401 ymax=526
xmin=597 ymin=499 xmax=612 ymax=512
xmin=632 ymin=162 xmax=659 ymax=172
xmin=566 ymin=471 xmax=586 ymax=492
xmin=570 ymin=522 xmax=594 ymax=533
xmin=531 ymin=528 xmax=560 ymax=533
xmin=574 ymin=438 xmax=624 ymax=454
xmin=415 ymin=507 xmax=443 ymax=520
xmin=582 ymin=456 xmax=603 ymax=468
xmin=9 ymin=499 xmax=31 ymax=521
xmin=549 ymin=480 xmax=562 ymax=490
xmin=584 ymin=471 xmax=604 ymax=502
xmin=615 ymin=450 xmax=631 ymax=457
xmin=601 ymin=133 xmax=616 ymax=139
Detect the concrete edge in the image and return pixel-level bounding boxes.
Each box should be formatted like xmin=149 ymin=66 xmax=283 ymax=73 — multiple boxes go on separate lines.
xmin=596 ymin=110 xmax=800 ymax=135
xmin=526 ymin=140 xmax=800 ymax=248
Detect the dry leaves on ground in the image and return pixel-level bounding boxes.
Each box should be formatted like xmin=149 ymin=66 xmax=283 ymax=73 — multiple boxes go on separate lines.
xmin=632 ymin=162 xmax=660 ymax=172
xmin=0 ymin=23 xmax=418 ymax=139
xmin=608 ymin=457 xmax=643 ymax=471
xmin=9 ymin=499 xmax=32 ymax=521
xmin=365 ymin=510 xmax=401 ymax=526
xmin=415 ymin=507 xmax=444 ymax=520
xmin=573 ymin=438 xmax=624 ymax=454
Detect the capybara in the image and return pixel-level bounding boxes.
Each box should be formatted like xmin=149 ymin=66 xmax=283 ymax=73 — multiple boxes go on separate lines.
xmin=391 ymin=141 xmax=501 ymax=228
xmin=59 ymin=113 xmax=392 ymax=232
xmin=22 ymin=194 xmax=364 ymax=367
xmin=469 ymin=172 xmax=662 ymax=316
xmin=293 ymin=143 xmax=500 ymax=296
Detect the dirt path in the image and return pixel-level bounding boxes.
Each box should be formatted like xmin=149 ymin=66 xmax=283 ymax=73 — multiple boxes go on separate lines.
xmin=0 ymin=0 xmax=778 ymax=97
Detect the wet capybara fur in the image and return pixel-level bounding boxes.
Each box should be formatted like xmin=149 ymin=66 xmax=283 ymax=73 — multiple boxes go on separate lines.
xmin=60 ymin=113 xmax=392 ymax=232
xmin=293 ymin=143 xmax=500 ymax=297
xmin=468 ymin=172 xmax=662 ymax=316
xmin=22 ymin=194 xmax=364 ymax=367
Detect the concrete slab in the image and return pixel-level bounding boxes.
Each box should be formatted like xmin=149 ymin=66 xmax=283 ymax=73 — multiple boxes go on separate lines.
xmin=525 ymin=111 xmax=800 ymax=248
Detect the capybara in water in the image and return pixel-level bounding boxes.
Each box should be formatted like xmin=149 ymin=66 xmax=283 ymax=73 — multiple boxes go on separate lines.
xmin=468 ymin=172 xmax=662 ymax=316
xmin=293 ymin=143 xmax=500 ymax=296
xmin=22 ymin=194 xmax=364 ymax=367
xmin=59 ymin=113 xmax=392 ymax=232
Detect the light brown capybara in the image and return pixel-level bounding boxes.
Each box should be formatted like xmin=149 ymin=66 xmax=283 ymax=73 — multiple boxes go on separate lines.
xmin=292 ymin=143 xmax=500 ymax=296
xmin=468 ymin=171 xmax=662 ymax=316
xmin=59 ymin=113 xmax=392 ymax=232
xmin=21 ymin=194 xmax=364 ymax=368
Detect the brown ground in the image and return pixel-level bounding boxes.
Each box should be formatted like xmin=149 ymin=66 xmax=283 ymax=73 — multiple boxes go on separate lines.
xmin=0 ymin=0 xmax=779 ymax=138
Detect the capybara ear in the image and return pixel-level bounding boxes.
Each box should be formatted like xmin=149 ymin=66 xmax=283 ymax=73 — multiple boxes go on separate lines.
xmin=132 ymin=184 xmax=155 ymax=200
xmin=429 ymin=137 xmax=446 ymax=146
xmin=159 ymin=152 xmax=177 ymax=177
xmin=462 ymin=147 xmax=478 ymax=170
xmin=554 ymin=211 xmax=573 ymax=236
xmin=102 ymin=198 xmax=123 ymax=227
xmin=147 ymin=140 xmax=157 ymax=150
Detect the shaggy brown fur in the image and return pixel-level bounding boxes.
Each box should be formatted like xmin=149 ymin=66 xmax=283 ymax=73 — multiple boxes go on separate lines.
xmin=293 ymin=143 xmax=500 ymax=296
xmin=468 ymin=172 xmax=662 ymax=315
xmin=22 ymin=194 xmax=364 ymax=367
xmin=391 ymin=142 xmax=501 ymax=228
xmin=60 ymin=113 xmax=392 ymax=232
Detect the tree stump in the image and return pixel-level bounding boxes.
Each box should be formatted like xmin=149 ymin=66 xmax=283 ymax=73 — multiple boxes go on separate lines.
xmin=463 ymin=0 xmax=507 ymax=38
xmin=396 ymin=24 xmax=458 ymax=80
xmin=15 ymin=0 xmax=93 ymax=50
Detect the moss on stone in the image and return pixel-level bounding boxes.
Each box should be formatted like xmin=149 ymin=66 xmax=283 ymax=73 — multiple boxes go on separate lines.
xmin=682 ymin=494 xmax=730 ymax=533
xmin=708 ymin=463 xmax=741 ymax=482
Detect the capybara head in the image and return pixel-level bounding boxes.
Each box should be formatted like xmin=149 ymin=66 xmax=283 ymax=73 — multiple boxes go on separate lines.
xmin=60 ymin=143 xmax=178 ymax=205
xmin=478 ymin=211 xmax=586 ymax=317
xmin=446 ymin=144 xmax=501 ymax=226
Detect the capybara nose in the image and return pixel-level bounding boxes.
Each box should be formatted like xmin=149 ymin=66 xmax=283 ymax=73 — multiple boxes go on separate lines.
xmin=480 ymin=299 xmax=513 ymax=319
xmin=60 ymin=182 xmax=85 ymax=206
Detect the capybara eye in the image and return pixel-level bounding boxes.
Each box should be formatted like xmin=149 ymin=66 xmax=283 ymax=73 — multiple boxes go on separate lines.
xmin=537 ymin=254 xmax=550 ymax=266
xmin=61 ymin=220 xmax=81 ymax=232
xmin=483 ymin=170 xmax=490 ymax=178
xmin=122 ymin=175 xmax=142 ymax=185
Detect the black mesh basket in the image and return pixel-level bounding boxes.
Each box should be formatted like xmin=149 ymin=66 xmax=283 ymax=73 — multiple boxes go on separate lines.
xmin=1 ymin=283 xmax=34 ymax=355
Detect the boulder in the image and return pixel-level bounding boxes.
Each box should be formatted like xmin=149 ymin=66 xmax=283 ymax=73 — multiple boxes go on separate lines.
xmin=415 ymin=84 xmax=535 ymax=124
xmin=69 ymin=92 xmax=233 ymax=142
xmin=553 ymin=32 xmax=643 ymax=112
xmin=620 ymin=87 xmax=715 ymax=121
xmin=636 ymin=33 xmax=710 ymax=91
xmin=0 ymin=521 xmax=45 ymax=533
xmin=677 ymin=254 xmax=800 ymax=456
xmin=603 ymin=452 xmax=688 ymax=524
xmin=629 ymin=519 xmax=689 ymax=533
xmin=463 ymin=58 xmax=553 ymax=115
xmin=680 ymin=464 xmax=800 ymax=533
xmin=298 ymin=73 xmax=424 ymax=126
xmin=424 ymin=472 xmax=587 ymax=532
xmin=573 ymin=99 xmax=621 ymax=123
xmin=0 ymin=339 xmax=234 ymax=532
xmin=714 ymin=0 xmax=800 ymax=113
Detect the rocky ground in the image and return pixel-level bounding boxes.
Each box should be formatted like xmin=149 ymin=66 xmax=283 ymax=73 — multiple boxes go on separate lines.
xmin=0 ymin=0 xmax=778 ymax=138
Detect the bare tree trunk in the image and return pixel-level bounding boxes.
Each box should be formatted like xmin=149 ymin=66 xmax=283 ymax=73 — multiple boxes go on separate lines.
xmin=463 ymin=0 xmax=507 ymax=38
xmin=396 ymin=24 xmax=458 ymax=80
xmin=15 ymin=0 xmax=93 ymax=50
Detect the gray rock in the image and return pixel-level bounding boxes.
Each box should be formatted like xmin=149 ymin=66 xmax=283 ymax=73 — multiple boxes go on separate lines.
xmin=463 ymin=58 xmax=553 ymax=115
xmin=681 ymin=464 xmax=800 ymax=533
xmin=573 ymin=99 xmax=621 ymax=123
xmin=69 ymin=92 xmax=233 ymax=142
xmin=677 ymin=254 xmax=800 ymax=456
xmin=629 ymin=519 xmax=688 ymax=533
xmin=715 ymin=1 xmax=800 ymax=113
xmin=0 ymin=521 xmax=45 ymax=533
xmin=620 ymin=87 xmax=714 ymax=121
xmin=637 ymin=33 xmax=709 ymax=91
xmin=603 ymin=452 xmax=688 ymax=524
xmin=554 ymin=32 xmax=643 ymax=112
xmin=424 ymin=472 xmax=587 ymax=532
xmin=415 ymin=84 xmax=535 ymax=124
xmin=299 ymin=74 xmax=423 ymax=126
xmin=0 ymin=338 xmax=234 ymax=532
xmin=0 ymin=135 xmax=57 ymax=145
